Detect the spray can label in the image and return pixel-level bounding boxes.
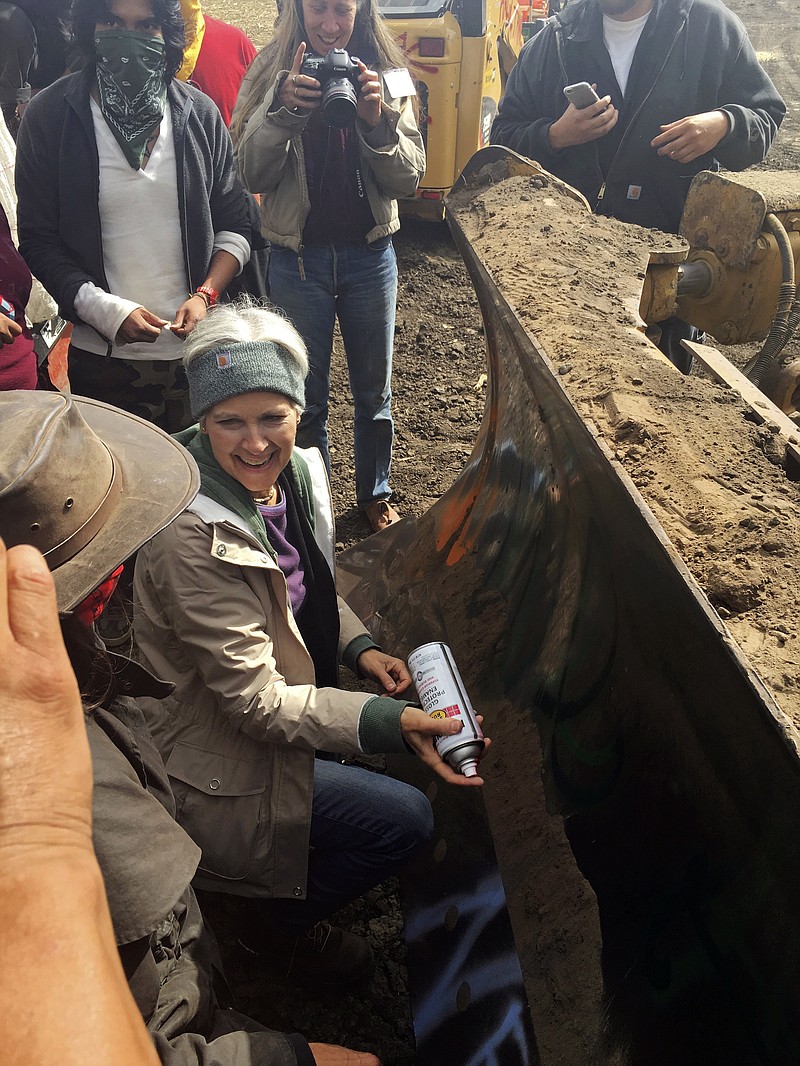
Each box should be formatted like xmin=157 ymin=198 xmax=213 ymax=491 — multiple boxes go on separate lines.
xmin=407 ymin=642 xmax=485 ymax=777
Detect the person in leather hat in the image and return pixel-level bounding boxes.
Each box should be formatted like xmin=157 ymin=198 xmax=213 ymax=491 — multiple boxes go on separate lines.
xmin=0 ymin=389 xmax=380 ymax=1066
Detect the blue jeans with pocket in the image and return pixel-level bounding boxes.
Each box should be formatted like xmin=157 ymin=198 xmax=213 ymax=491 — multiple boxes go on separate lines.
xmin=255 ymin=758 xmax=434 ymax=932
xmin=268 ymin=238 xmax=398 ymax=508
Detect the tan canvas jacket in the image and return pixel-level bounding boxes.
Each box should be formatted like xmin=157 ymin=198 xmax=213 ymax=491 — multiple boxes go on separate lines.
xmin=133 ymin=450 xmax=397 ymax=900
xmin=233 ymin=56 xmax=425 ymax=253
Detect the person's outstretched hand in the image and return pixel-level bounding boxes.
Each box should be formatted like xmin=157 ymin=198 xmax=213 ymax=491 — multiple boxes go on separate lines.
xmin=0 ymin=540 xmax=92 ymax=861
xmin=400 ymin=707 xmax=490 ymax=786
xmin=309 ymin=1044 xmax=381 ymax=1066
xmin=0 ymin=538 xmax=161 ymax=1065
xmin=651 ymin=110 xmax=731 ymax=163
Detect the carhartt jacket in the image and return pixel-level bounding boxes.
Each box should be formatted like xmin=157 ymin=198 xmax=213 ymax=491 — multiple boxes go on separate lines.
xmin=16 ymin=69 xmax=252 ymax=321
xmin=491 ymin=0 xmax=785 ymax=233
xmin=134 ymin=447 xmax=410 ymax=899
xmin=233 ymin=58 xmax=425 ymax=253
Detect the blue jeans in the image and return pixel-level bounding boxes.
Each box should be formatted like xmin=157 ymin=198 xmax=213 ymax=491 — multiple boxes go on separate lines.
xmin=268 ymin=239 xmax=398 ymax=507
xmin=257 ymin=759 xmax=433 ymax=932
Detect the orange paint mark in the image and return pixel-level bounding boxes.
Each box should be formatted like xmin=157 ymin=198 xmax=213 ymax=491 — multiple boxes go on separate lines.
xmin=47 ymin=322 xmax=72 ymax=391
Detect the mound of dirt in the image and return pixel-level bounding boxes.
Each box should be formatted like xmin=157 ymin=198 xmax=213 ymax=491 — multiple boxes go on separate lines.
xmin=447 ymin=168 xmax=800 ymax=729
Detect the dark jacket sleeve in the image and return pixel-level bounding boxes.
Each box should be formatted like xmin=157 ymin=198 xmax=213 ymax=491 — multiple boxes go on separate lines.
xmin=205 ymin=94 xmax=253 ymax=244
xmin=713 ymin=22 xmax=785 ymax=170
xmin=16 ymin=88 xmax=100 ymax=317
xmin=151 ymin=1026 xmax=314 ymax=1066
xmin=490 ymin=27 xmax=566 ymax=171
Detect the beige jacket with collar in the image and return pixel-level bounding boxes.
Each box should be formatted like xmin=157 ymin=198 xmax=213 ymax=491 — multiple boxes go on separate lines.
xmin=133 ymin=449 xmax=401 ymax=899
xmin=233 ymin=57 xmax=425 ymax=254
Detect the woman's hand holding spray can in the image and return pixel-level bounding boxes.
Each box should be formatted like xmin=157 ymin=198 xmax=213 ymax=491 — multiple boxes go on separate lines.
xmin=407 ymin=642 xmax=487 ymax=779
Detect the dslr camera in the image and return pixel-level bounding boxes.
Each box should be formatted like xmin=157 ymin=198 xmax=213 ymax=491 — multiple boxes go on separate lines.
xmin=300 ymin=48 xmax=362 ymax=128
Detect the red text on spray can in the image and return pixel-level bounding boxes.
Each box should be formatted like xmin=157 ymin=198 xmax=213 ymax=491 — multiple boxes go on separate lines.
xmin=407 ymin=642 xmax=485 ymax=777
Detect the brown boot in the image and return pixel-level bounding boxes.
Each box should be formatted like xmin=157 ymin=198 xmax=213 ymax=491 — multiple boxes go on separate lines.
xmin=242 ymin=921 xmax=375 ymax=990
xmin=363 ymin=499 xmax=400 ymax=533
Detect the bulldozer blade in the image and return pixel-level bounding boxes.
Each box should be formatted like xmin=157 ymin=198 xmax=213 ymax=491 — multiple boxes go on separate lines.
xmin=337 ymin=181 xmax=800 ymax=1065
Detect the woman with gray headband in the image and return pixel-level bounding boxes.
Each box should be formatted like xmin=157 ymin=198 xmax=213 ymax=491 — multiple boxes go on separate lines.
xmin=133 ymin=298 xmax=486 ymax=989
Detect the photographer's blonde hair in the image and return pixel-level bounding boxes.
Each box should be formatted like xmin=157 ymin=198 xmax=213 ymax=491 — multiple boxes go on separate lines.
xmin=230 ymin=0 xmax=408 ymax=151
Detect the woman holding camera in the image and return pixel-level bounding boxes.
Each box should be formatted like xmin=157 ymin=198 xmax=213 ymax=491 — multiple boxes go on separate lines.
xmin=231 ymin=0 xmax=424 ymax=533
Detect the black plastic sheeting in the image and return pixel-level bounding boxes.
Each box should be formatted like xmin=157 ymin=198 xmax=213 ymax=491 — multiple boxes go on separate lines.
xmin=337 ymin=214 xmax=800 ymax=1065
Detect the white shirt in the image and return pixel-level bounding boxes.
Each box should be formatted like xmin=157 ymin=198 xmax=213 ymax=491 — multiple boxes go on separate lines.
xmin=74 ymin=100 xmax=249 ymax=360
xmin=602 ymin=10 xmax=651 ymax=98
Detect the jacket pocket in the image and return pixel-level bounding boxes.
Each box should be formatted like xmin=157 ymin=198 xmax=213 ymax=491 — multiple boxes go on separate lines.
xmin=165 ymin=741 xmax=266 ymax=882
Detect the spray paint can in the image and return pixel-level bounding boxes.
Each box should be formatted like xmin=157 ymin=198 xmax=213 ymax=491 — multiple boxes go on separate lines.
xmin=407 ymin=642 xmax=485 ymax=778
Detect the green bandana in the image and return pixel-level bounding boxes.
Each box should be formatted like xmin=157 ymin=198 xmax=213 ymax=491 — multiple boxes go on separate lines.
xmin=95 ymin=30 xmax=168 ymax=170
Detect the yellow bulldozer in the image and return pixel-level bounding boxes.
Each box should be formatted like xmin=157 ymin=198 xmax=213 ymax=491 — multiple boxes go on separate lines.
xmin=380 ymin=0 xmax=549 ymax=217
xmin=338 ymin=147 xmax=800 ymax=1064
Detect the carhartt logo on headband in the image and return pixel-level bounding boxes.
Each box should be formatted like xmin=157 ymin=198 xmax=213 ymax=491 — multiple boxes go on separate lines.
xmin=215 ymin=351 xmax=232 ymax=369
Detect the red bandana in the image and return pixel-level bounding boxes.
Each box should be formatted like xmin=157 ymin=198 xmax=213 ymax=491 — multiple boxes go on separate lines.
xmin=74 ymin=565 xmax=124 ymax=627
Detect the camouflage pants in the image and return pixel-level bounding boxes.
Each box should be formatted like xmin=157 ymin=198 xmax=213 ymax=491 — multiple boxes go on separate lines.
xmin=68 ymin=346 xmax=192 ymax=432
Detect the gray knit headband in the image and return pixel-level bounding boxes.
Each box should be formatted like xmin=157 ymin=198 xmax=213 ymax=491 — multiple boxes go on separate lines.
xmin=187 ymin=340 xmax=306 ymax=420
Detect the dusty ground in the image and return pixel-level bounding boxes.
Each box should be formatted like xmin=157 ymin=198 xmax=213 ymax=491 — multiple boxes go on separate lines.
xmin=204 ymin=0 xmax=800 ymax=1060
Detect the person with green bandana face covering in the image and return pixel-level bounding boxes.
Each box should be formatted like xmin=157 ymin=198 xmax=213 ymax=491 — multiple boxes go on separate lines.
xmin=15 ymin=0 xmax=256 ymax=432
xmin=94 ymin=20 xmax=170 ymax=169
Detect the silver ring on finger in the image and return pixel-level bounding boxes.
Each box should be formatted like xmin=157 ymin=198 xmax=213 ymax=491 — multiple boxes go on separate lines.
xmin=292 ymin=74 xmax=299 ymax=87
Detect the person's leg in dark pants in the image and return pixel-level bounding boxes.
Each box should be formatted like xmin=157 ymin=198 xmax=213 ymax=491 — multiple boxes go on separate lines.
xmin=336 ymin=238 xmax=398 ymax=510
xmin=259 ymin=759 xmax=434 ymax=932
xmin=67 ymin=346 xmax=191 ymax=431
xmin=656 ymin=317 xmax=700 ymax=375
xmin=268 ymin=244 xmax=337 ymax=472
xmin=241 ymin=761 xmax=433 ymax=986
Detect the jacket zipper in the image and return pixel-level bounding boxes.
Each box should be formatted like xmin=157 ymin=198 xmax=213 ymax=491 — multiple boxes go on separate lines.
xmin=294 ymin=133 xmax=311 ymax=280
xmin=595 ymin=18 xmax=687 ymax=210
xmin=553 ymin=10 xmax=686 ymax=212
xmin=176 ymin=95 xmax=193 ymax=290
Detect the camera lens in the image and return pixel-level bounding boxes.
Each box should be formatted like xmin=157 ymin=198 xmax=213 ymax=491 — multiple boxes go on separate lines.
xmin=322 ymin=78 xmax=358 ymax=127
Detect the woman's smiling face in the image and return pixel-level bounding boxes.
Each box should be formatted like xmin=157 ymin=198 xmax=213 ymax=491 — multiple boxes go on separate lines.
xmin=203 ymin=391 xmax=300 ymax=498
xmin=301 ymin=0 xmax=357 ymax=56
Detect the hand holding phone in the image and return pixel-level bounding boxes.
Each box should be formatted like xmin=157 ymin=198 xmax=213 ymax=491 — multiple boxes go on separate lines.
xmin=0 ymin=297 xmax=22 ymax=346
xmin=549 ymin=82 xmax=617 ymax=150
xmin=563 ymin=82 xmax=601 ymax=109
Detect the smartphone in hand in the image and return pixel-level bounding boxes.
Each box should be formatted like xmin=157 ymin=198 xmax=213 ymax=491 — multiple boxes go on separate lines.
xmin=563 ymin=82 xmax=601 ymax=109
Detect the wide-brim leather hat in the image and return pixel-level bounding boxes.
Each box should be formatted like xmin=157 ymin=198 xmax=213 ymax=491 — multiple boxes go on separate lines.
xmin=0 ymin=391 xmax=200 ymax=611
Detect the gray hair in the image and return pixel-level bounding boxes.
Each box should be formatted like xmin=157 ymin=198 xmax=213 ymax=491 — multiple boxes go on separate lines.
xmin=183 ymin=297 xmax=308 ymax=383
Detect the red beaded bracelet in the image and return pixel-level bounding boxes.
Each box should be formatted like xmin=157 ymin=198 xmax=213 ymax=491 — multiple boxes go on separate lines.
xmin=195 ymin=285 xmax=219 ymax=307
